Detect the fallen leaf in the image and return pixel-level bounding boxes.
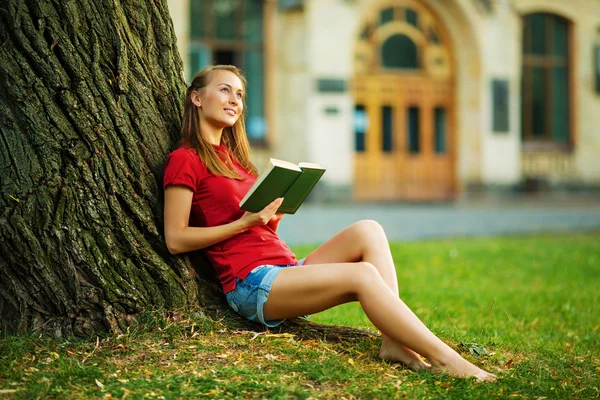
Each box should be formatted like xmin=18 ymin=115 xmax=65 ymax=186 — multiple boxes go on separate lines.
xmin=95 ymin=379 xmax=104 ymax=388
xmin=348 ymin=358 xmax=355 ymax=366
xmin=505 ymin=359 xmax=514 ymax=368
xmin=461 ymin=342 xmax=488 ymax=356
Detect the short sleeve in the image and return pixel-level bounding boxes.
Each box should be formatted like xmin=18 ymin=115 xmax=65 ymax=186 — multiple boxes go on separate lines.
xmin=163 ymin=148 xmax=205 ymax=191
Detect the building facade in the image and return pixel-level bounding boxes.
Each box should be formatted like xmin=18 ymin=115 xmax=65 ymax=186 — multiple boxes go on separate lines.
xmin=169 ymin=0 xmax=600 ymax=201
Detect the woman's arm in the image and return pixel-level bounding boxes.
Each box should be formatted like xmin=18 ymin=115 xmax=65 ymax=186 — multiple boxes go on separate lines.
xmin=164 ymin=185 xmax=283 ymax=254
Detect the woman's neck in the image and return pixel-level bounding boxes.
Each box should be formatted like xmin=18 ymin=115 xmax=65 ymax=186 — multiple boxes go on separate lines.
xmin=200 ymin=127 xmax=223 ymax=146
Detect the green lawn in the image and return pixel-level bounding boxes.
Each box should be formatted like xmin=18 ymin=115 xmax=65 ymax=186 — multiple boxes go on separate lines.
xmin=1 ymin=233 xmax=599 ymax=399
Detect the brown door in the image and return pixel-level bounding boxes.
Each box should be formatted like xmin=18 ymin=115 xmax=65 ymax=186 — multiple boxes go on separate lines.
xmin=352 ymin=2 xmax=456 ymax=201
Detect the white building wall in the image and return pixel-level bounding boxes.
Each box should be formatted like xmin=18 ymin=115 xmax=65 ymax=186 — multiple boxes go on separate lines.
xmin=166 ymin=0 xmax=190 ymax=80
xmin=578 ymin=21 xmax=600 ymax=182
xmin=478 ymin=2 xmax=521 ymax=184
xmin=571 ymin=5 xmax=600 ymax=182
xmin=302 ymin=0 xmax=358 ymax=186
xmin=431 ymin=0 xmax=485 ymax=187
xmin=272 ymin=10 xmax=310 ymax=168
xmin=305 ymin=95 xmax=354 ymax=184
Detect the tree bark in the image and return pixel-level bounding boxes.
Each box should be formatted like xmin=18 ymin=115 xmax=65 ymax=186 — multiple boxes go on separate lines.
xmin=0 ymin=0 xmax=198 ymax=336
xmin=0 ymin=0 xmax=375 ymax=343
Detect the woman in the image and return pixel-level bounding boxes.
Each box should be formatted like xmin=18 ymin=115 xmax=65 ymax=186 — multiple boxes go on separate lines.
xmin=163 ymin=65 xmax=496 ymax=382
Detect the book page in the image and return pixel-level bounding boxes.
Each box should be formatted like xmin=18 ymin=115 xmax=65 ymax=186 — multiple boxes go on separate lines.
xmin=270 ymin=158 xmax=302 ymax=172
xmin=298 ymin=161 xmax=323 ymax=170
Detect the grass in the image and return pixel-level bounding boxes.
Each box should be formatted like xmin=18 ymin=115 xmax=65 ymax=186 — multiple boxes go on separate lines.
xmin=1 ymin=233 xmax=599 ymax=399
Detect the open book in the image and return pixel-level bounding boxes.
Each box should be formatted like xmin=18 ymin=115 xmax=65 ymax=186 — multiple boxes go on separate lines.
xmin=239 ymin=158 xmax=326 ymax=214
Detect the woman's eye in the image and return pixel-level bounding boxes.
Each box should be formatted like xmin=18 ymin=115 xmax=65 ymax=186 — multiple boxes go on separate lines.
xmin=221 ymin=88 xmax=229 ymax=93
xmin=236 ymin=93 xmax=243 ymax=99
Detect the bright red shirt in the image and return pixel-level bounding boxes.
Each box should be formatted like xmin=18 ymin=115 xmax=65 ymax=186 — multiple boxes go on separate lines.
xmin=163 ymin=145 xmax=297 ymax=293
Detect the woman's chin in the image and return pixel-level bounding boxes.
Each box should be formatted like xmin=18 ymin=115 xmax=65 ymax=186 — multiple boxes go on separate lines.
xmin=208 ymin=119 xmax=237 ymax=129
xmin=221 ymin=118 xmax=238 ymax=127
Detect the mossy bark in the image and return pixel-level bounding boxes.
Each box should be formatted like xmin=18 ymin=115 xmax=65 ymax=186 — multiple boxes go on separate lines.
xmin=0 ymin=0 xmax=376 ymax=343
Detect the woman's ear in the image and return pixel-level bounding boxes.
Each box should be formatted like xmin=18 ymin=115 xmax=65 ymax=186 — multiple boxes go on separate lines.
xmin=191 ymin=91 xmax=202 ymax=107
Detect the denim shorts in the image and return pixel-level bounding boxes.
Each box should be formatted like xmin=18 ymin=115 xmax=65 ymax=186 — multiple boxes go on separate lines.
xmin=225 ymin=259 xmax=305 ymax=327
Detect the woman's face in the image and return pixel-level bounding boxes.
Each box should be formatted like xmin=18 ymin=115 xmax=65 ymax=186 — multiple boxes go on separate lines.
xmin=194 ymin=69 xmax=244 ymax=130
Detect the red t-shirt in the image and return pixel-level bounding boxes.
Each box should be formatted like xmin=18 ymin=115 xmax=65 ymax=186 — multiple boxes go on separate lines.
xmin=163 ymin=145 xmax=297 ymax=293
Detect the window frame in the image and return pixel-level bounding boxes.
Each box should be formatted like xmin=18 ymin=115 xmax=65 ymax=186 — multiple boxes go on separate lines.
xmin=188 ymin=0 xmax=269 ymax=148
xmin=521 ymin=12 xmax=574 ymax=152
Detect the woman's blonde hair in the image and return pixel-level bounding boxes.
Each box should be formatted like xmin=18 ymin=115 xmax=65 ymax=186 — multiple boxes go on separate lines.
xmin=181 ymin=65 xmax=258 ymax=179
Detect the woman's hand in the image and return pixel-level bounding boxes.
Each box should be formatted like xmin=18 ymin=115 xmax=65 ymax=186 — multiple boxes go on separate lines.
xmin=267 ymin=212 xmax=284 ymax=232
xmin=240 ymin=197 xmax=284 ymax=228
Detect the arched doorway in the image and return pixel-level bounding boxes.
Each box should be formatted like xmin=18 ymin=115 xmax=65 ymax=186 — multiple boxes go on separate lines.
xmin=352 ymin=1 xmax=456 ymax=201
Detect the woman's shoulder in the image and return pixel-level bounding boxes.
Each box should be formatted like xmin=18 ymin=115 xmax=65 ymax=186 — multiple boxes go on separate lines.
xmin=167 ymin=146 xmax=202 ymax=165
xmin=165 ymin=146 xmax=209 ymax=173
xmin=169 ymin=146 xmax=196 ymax=157
xmin=163 ymin=146 xmax=209 ymax=188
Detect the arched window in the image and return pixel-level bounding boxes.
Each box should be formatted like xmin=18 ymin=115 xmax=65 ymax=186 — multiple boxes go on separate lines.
xmin=522 ymin=13 xmax=571 ymax=146
xmin=381 ymin=34 xmax=418 ymax=69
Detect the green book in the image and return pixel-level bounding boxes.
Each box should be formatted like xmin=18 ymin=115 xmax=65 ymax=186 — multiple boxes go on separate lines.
xmin=239 ymin=158 xmax=326 ymax=214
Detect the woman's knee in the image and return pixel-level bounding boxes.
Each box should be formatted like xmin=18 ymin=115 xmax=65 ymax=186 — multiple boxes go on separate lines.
xmin=353 ymin=219 xmax=383 ymax=232
xmin=350 ymin=261 xmax=382 ymax=290
xmin=350 ymin=220 xmax=386 ymax=243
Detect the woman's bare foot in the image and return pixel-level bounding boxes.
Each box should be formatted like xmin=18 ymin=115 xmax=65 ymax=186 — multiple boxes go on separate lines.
xmin=379 ymin=339 xmax=431 ymax=371
xmin=430 ymin=350 xmax=497 ymax=382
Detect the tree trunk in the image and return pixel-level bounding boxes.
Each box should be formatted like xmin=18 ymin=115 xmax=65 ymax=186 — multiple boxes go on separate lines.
xmin=0 ymin=0 xmax=198 ymax=336
xmin=0 ymin=0 xmax=375 ymax=342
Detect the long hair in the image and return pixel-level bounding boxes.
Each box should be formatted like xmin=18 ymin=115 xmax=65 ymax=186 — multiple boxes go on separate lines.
xmin=181 ymin=65 xmax=258 ymax=179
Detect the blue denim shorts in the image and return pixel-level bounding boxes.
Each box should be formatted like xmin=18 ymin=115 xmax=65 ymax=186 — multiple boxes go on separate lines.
xmin=225 ymin=259 xmax=305 ymax=327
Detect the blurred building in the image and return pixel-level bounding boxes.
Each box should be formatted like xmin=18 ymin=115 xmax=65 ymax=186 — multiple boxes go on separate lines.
xmin=168 ymin=0 xmax=600 ymax=201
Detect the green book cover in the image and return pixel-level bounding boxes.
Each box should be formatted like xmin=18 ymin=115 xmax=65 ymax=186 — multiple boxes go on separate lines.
xmin=239 ymin=159 xmax=325 ymax=214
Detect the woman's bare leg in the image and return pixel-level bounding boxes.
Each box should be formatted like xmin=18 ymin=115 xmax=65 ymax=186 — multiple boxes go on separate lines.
xmin=263 ymin=262 xmax=496 ymax=381
xmin=303 ymin=220 xmax=428 ymax=369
